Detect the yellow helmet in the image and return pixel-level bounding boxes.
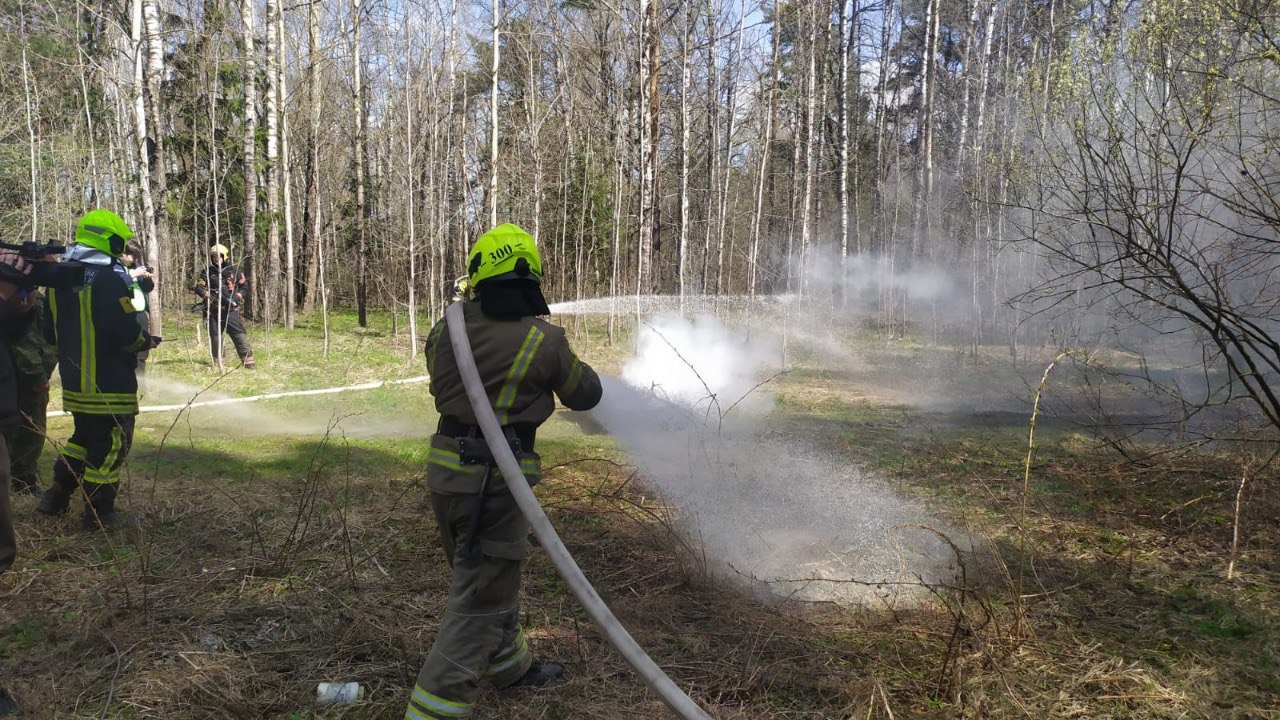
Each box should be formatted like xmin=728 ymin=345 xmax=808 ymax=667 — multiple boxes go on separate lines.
xmin=466 ymin=223 xmax=542 ymax=286
xmin=75 ymin=209 xmax=134 ymax=256
xmin=209 ymin=243 xmax=229 ymax=258
xmin=451 ymin=275 xmax=472 ymax=302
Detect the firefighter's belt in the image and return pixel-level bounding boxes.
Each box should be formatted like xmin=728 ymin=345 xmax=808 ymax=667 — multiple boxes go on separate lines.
xmin=438 ymin=415 xmax=536 ymax=454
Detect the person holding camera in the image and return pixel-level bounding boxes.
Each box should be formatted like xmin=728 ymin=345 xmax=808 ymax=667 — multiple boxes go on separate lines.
xmin=119 ymin=240 xmax=155 ymax=381
xmin=36 ymin=210 xmax=156 ymax=531
xmin=4 ymin=285 xmax=57 ymax=497
xmin=0 ymin=248 xmax=39 ymax=715
xmin=193 ymin=243 xmax=255 ymax=370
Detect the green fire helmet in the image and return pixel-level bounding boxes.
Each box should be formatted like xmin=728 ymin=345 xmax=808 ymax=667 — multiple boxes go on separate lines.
xmin=75 ymin=209 xmax=134 ymax=257
xmin=466 ymin=223 xmax=543 ymax=286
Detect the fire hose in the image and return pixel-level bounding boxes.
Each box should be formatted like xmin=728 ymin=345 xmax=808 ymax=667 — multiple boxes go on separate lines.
xmin=444 ymin=301 xmax=712 ymax=720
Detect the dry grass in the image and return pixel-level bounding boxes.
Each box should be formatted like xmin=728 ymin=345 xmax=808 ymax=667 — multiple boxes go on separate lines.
xmin=2 ymin=311 xmax=1278 ymax=718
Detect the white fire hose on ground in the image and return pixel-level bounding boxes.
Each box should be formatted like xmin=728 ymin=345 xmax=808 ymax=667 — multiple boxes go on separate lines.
xmin=445 ymin=302 xmax=712 ymax=720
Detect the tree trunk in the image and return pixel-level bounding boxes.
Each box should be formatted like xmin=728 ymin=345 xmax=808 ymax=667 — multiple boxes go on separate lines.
xmin=488 ymin=0 xmax=500 ymax=228
xmin=838 ymin=0 xmax=852 ymax=298
xmin=21 ymin=38 xmax=38 ymax=241
xmin=638 ymin=0 xmax=660 ymax=295
xmin=749 ymin=16 xmax=779 ymax=297
xmin=678 ymin=3 xmax=691 ymax=302
xmin=130 ymin=0 xmax=160 ymax=315
xmin=405 ymin=27 xmax=418 ymax=358
xmin=264 ymin=0 xmax=281 ymax=329
xmin=278 ymin=2 xmax=296 ymax=330
xmin=302 ymin=0 xmax=321 ymax=314
xmin=353 ymin=0 xmax=368 ymax=327
xmin=241 ymin=0 xmax=258 ymax=319
xmin=142 ymin=0 xmax=166 ymax=331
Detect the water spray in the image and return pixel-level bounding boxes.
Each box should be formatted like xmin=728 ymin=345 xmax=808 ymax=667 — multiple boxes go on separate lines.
xmin=444 ymin=302 xmax=713 ymax=720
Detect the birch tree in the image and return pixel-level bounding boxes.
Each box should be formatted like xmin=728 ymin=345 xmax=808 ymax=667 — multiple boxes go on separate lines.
xmin=241 ymin=0 xmax=258 ymax=316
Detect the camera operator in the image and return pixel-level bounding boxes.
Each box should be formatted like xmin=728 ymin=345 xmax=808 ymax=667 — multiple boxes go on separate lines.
xmin=119 ymin=240 xmax=155 ymax=381
xmin=0 ymin=248 xmax=38 ymax=716
xmin=3 ymin=275 xmax=57 ymax=497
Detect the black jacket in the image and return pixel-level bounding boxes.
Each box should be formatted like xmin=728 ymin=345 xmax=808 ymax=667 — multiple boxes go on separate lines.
xmin=44 ymin=252 xmax=150 ymax=415
xmin=196 ymin=262 xmax=245 ymax=311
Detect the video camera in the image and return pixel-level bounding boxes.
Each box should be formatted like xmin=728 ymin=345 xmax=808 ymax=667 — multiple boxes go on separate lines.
xmin=0 ymin=240 xmax=86 ymax=292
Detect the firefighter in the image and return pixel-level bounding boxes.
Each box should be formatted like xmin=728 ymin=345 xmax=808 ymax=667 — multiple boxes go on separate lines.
xmin=193 ymin=243 xmax=255 ymax=369
xmin=36 ymin=210 xmax=156 ymax=530
xmin=404 ymin=223 xmax=603 ymax=720
xmin=4 ymin=285 xmax=57 ymax=496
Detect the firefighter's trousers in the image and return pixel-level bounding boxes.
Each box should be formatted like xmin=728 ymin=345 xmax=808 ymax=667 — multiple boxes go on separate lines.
xmin=405 ymin=489 xmax=534 ymax=720
xmin=207 ymin=308 xmax=253 ymax=362
xmin=50 ymin=414 xmax=135 ymax=509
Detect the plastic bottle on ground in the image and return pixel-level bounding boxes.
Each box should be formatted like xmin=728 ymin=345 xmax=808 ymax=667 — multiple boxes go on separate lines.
xmin=316 ymin=682 xmax=365 ymax=703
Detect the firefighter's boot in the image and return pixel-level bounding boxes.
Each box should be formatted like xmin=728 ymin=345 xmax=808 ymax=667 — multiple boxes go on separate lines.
xmin=81 ymin=484 xmax=136 ymax=532
xmin=507 ymin=660 xmax=565 ymax=689
xmin=36 ymin=481 xmax=74 ymax=516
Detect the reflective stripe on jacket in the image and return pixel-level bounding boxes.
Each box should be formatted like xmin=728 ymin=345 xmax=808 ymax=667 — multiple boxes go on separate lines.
xmin=44 ymin=252 xmax=149 ymax=415
xmin=423 ymin=301 xmax=602 ymax=494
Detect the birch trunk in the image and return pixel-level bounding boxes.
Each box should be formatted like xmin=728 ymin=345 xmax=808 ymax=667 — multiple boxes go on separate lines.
xmin=278 ymin=2 xmax=296 ymax=329
xmin=352 ymin=0 xmax=369 ymax=327
xmin=130 ymin=0 xmax=159 ymax=311
xmin=838 ymin=0 xmax=852 ymax=296
xmin=142 ymin=0 xmax=166 ymax=328
xmin=678 ymin=4 xmax=691 ymax=303
xmin=21 ymin=41 xmax=38 ymax=241
xmin=264 ymin=0 xmax=281 ymax=328
xmin=241 ymin=0 xmax=258 ymax=318
xmin=489 ymin=0 xmax=500 ymax=228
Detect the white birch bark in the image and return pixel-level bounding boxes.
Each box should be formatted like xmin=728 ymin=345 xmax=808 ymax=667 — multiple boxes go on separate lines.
xmin=264 ymin=0 xmax=281 ymax=328
xmin=241 ymin=0 xmax=258 ymax=313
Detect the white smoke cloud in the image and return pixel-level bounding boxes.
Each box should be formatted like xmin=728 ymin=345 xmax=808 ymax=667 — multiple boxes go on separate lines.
xmin=620 ymin=314 xmax=780 ymax=421
xmin=588 ymin=314 xmax=961 ymax=605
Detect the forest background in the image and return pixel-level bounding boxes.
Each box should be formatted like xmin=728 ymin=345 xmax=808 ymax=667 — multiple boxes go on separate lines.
xmin=6 ymin=0 xmax=1280 ymax=444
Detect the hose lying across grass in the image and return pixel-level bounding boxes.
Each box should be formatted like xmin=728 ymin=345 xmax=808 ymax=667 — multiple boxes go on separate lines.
xmin=48 ymin=376 xmax=430 ymax=417
xmin=444 ymin=301 xmax=713 ymax=720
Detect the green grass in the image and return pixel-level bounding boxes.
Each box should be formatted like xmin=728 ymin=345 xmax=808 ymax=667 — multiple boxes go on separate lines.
xmin=6 ymin=307 xmax=1280 ymax=718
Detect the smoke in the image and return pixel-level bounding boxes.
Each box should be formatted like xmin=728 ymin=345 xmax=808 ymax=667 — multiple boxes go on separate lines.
xmin=620 ymin=314 xmax=780 ymax=421
xmin=586 ymin=315 xmax=961 ymax=605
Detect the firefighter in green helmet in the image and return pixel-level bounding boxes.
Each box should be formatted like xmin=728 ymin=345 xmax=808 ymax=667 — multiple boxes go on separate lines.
xmin=404 ymin=223 xmax=603 ymax=720
xmin=36 ymin=209 xmax=156 ymax=530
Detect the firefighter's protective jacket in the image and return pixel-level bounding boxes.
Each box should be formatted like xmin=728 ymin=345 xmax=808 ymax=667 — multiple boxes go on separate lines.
xmin=44 ymin=247 xmax=150 ymax=415
xmin=194 ymin=262 xmax=244 ymax=311
xmin=424 ymin=301 xmax=602 ymax=494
